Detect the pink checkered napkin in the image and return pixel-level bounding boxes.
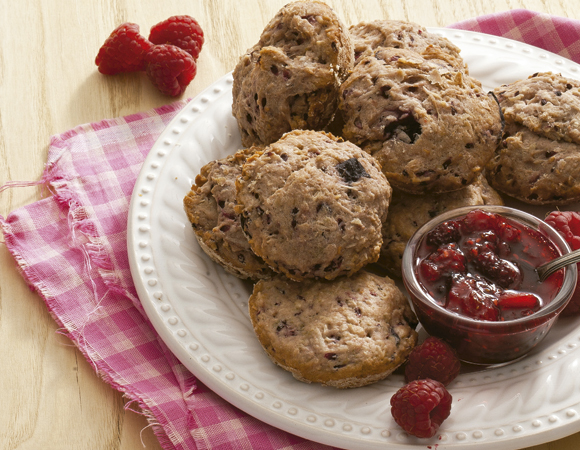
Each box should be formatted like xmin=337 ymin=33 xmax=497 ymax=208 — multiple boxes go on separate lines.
xmin=0 ymin=102 xmax=331 ymax=450
xmin=449 ymin=9 xmax=580 ymax=63
xmin=2 ymin=9 xmax=580 ymax=450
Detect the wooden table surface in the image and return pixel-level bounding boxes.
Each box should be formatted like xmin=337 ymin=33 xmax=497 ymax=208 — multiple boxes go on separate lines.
xmin=1 ymin=1 xmax=579 ymax=449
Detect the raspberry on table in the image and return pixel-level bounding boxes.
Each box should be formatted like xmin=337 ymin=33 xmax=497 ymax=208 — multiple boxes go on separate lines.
xmin=149 ymin=15 xmax=204 ymax=59
xmin=390 ymin=378 xmax=452 ymax=438
xmin=145 ymin=44 xmax=197 ymax=97
xmin=95 ymin=23 xmax=153 ymax=75
xmin=404 ymin=336 xmax=461 ymax=386
xmin=545 ymin=210 xmax=580 ymax=316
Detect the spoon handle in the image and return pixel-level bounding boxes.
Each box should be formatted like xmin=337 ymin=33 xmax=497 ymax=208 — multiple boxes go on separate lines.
xmin=537 ymin=248 xmax=580 ymax=282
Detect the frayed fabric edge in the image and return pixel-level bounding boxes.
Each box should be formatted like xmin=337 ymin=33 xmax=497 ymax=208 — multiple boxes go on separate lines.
xmin=0 ymin=99 xmax=198 ymax=450
xmin=0 ymin=169 xmax=197 ymax=450
xmin=0 ymin=212 xmax=182 ymax=450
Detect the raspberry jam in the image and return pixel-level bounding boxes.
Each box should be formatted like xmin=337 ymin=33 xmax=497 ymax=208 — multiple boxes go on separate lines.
xmin=417 ymin=209 xmax=564 ymax=322
xmin=403 ymin=206 xmax=576 ymax=365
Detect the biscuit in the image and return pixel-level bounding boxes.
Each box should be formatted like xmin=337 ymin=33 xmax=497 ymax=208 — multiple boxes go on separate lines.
xmin=235 ymin=130 xmax=392 ymax=281
xmin=183 ymin=147 xmax=274 ymax=280
xmin=339 ymin=47 xmax=503 ymax=194
xmin=350 ymin=19 xmax=468 ymax=72
xmin=232 ymin=1 xmax=354 ymax=147
xmin=494 ymin=72 xmax=580 ymax=144
xmin=379 ymin=174 xmax=504 ymax=276
xmin=486 ymin=72 xmax=580 ymax=205
xmin=248 ymin=271 xmax=418 ymax=388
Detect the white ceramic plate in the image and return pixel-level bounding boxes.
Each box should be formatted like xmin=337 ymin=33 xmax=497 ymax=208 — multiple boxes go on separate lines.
xmin=128 ymin=29 xmax=580 ymax=450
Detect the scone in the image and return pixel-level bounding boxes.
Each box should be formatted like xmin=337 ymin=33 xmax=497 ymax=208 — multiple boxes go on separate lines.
xmin=486 ymin=72 xmax=580 ymax=205
xmin=494 ymin=72 xmax=580 ymax=143
xmin=232 ymin=1 xmax=354 ymax=147
xmin=183 ymin=147 xmax=273 ymax=280
xmin=379 ymin=174 xmax=504 ymax=277
xmin=350 ymin=19 xmax=468 ymax=72
xmin=248 ymin=271 xmax=418 ymax=388
xmin=235 ymin=130 xmax=392 ymax=281
xmin=339 ymin=47 xmax=503 ymax=194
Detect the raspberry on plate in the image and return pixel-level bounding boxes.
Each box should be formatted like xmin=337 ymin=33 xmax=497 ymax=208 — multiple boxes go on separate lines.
xmin=546 ymin=211 xmax=580 ymax=251
xmin=390 ymin=378 xmax=452 ymax=439
xmin=545 ymin=210 xmax=580 ymax=316
xmin=404 ymin=336 xmax=461 ymax=386
xmin=149 ymin=15 xmax=204 ymax=59
xmin=95 ymin=23 xmax=153 ymax=75
xmin=145 ymin=44 xmax=197 ymax=97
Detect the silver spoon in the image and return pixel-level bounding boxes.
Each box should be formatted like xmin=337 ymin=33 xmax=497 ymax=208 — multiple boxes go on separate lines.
xmin=536 ymin=248 xmax=580 ymax=282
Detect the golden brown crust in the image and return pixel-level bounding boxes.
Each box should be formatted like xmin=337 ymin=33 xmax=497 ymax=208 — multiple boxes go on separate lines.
xmin=248 ymin=272 xmax=418 ymax=388
xmin=183 ymin=147 xmax=274 ymax=280
xmin=236 ymin=130 xmax=391 ymax=281
xmin=339 ymin=47 xmax=502 ymax=194
xmin=232 ymin=1 xmax=354 ymax=147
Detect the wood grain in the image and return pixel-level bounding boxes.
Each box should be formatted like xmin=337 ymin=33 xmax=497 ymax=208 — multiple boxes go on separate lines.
xmin=0 ymin=1 xmax=578 ymax=449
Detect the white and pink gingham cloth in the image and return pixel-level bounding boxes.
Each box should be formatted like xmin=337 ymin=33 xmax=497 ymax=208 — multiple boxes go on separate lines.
xmin=2 ymin=10 xmax=580 ymax=450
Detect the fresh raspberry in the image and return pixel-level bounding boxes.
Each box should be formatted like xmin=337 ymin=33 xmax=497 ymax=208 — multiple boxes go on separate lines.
xmin=390 ymin=379 xmax=452 ymax=438
xmin=404 ymin=337 xmax=461 ymax=386
xmin=545 ymin=210 xmax=580 ymax=316
xmin=145 ymin=44 xmax=197 ymax=97
xmin=545 ymin=211 xmax=580 ymax=251
xmin=149 ymin=15 xmax=204 ymax=59
xmin=95 ymin=23 xmax=153 ymax=75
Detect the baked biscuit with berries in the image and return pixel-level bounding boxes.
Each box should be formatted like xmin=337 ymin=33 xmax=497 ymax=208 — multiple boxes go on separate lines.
xmin=349 ymin=19 xmax=467 ymax=72
xmin=339 ymin=47 xmax=502 ymax=195
xmin=487 ymin=72 xmax=580 ymax=205
xmin=183 ymin=147 xmax=273 ymax=280
xmin=248 ymin=271 xmax=418 ymax=388
xmin=235 ymin=130 xmax=391 ymax=281
xmin=232 ymin=1 xmax=354 ymax=147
